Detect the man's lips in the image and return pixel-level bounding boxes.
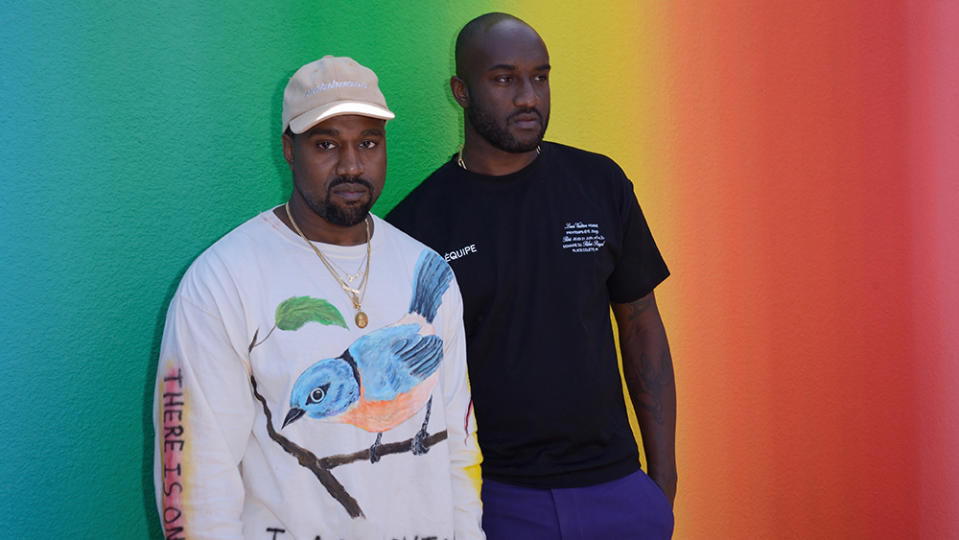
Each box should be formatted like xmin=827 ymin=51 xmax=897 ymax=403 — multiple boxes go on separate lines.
xmin=331 ymin=183 xmax=370 ymax=202
xmin=510 ymin=111 xmax=542 ymax=130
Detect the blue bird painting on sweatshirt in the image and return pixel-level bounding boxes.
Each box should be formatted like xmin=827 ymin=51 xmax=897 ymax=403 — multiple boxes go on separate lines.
xmin=282 ymin=249 xmax=453 ymax=460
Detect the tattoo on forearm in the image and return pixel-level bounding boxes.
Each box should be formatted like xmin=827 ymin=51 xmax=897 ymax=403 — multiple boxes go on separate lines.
xmin=627 ymin=295 xmax=652 ymax=316
xmin=625 ymin=349 xmax=673 ymax=425
xmin=618 ymin=298 xmax=673 ymax=426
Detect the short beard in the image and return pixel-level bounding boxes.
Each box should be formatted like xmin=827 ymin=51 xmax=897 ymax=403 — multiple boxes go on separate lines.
xmin=467 ymin=101 xmax=547 ymax=153
xmin=297 ymin=176 xmax=375 ymax=227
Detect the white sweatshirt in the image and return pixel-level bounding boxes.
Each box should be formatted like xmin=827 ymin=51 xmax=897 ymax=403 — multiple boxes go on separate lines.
xmin=154 ymin=209 xmax=484 ymax=540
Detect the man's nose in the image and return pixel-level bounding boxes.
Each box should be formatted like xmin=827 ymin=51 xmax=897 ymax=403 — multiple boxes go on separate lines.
xmin=514 ymin=77 xmax=539 ymax=109
xmin=336 ymin=145 xmax=363 ymax=176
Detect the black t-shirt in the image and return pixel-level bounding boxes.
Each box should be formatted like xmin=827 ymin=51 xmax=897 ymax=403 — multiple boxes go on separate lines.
xmin=387 ymin=142 xmax=669 ymax=488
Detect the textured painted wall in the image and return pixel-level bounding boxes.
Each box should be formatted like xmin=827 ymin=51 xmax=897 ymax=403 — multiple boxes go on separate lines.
xmin=1 ymin=1 xmax=957 ymax=539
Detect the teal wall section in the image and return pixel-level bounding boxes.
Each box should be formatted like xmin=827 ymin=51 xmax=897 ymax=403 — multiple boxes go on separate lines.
xmin=0 ymin=2 xmax=493 ymax=536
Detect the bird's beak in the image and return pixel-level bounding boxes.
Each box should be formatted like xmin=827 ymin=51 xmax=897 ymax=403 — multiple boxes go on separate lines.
xmin=282 ymin=407 xmax=305 ymax=428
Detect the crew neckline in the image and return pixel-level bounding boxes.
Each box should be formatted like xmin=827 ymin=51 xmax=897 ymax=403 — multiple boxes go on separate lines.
xmin=262 ymin=207 xmax=375 ymax=259
xmin=449 ymin=141 xmax=548 ymax=185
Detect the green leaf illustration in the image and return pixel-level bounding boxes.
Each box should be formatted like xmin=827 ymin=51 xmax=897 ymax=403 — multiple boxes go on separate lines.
xmin=275 ymin=296 xmax=348 ymax=331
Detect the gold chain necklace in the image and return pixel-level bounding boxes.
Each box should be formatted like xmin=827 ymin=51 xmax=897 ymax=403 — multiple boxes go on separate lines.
xmin=285 ymin=202 xmax=371 ymax=328
xmin=456 ymin=144 xmax=541 ymax=171
xmin=325 ymin=247 xmax=368 ymax=283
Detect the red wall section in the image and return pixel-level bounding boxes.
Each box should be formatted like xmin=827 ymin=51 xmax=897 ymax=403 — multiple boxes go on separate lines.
xmin=661 ymin=3 xmax=956 ymax=538
xmin=906 ymin=3 xmax=959 ymax=539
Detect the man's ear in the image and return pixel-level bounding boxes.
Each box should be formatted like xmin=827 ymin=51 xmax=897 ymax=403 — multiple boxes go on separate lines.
xmin=450 ymin=76 xmax=469 ymax=109
xmin=282 ymin=132 xmax=295 ymax=169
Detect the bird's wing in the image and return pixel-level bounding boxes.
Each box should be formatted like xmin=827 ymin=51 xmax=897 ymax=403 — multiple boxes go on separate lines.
xmin=351 ymin=324 xmax=443 ymax=401
xmin=408 ymin=250 xmax=453 ymax=323
xmin=390 ymin=332 xmax=443 ymax=381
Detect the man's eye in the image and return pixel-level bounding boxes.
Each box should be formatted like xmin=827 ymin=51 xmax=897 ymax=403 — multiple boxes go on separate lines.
xmin=495 ymin=75 xmax=512 ymax=83
xmin=359 ymin=140 xmax=378 ymax=149
xmin=535 ymin=74 xmax=549 ymax=82
xmin=316 ymin=141 xmax=336 ymax=150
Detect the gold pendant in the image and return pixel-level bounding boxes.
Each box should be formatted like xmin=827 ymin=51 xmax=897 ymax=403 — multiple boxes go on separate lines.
xmin=355 ymin=311 xmax=368 ymax=328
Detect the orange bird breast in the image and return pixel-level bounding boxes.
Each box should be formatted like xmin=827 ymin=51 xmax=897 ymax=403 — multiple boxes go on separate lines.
xmin=338 ymin=372 xmax=439 ymax=432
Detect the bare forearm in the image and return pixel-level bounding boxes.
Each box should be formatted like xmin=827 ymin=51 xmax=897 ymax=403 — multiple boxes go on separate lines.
xmin=626 ymin=338 xmax=676 ymax=500
xmin=613 ymin=294 xmax=677 ymax=504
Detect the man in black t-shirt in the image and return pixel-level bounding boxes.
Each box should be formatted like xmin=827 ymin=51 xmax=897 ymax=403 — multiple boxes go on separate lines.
xmin=388 ymin=13 xmax=677 ymax=539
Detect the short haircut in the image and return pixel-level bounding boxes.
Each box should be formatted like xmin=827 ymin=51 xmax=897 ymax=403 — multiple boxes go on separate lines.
xmin=454 ymin=12 xmax=530 ymax=76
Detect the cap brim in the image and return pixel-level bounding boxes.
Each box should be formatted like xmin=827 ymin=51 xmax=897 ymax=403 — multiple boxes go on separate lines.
xmin=289 ymin=101 xmax=395 ymax=134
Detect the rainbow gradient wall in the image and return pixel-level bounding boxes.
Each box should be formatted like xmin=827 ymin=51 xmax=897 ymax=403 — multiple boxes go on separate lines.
xmin=1 ymin=2 xmax=956 ymax=538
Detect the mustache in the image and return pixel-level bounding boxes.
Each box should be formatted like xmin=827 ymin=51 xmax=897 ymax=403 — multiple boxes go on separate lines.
xmin=508 ymin=108 xmax=543 ymax=122
xmin=328 ymin=176 xmax=375 ymax=192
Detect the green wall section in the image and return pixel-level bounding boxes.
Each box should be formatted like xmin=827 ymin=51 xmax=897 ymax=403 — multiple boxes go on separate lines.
xmin=0 ymin=2 xmax=493 ymax=536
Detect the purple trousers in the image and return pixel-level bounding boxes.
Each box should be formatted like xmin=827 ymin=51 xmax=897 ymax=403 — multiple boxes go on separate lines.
xmin=481 ymin=470 xmax=674 ymax=540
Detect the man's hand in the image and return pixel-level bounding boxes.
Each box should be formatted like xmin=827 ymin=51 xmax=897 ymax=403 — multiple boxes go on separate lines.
xmin=650 ymin=468 xmax=678 ymax=507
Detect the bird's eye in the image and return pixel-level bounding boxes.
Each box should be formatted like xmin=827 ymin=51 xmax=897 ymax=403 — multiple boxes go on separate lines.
xmin=307 ymin=383 xmax=330 ymax=405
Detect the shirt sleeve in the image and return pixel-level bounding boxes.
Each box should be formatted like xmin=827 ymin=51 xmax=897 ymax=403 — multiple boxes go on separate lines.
xmin=607 ymin=176 xmax=670 ymax=304
xmin=437 ymin=274 xmax=486 ymax=540
xmin=153 ymin=264 xmax=255 ymax=540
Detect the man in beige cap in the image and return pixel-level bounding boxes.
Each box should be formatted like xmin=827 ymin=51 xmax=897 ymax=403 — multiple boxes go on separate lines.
xmin=153 ymin=56 xmax=484 ymax=539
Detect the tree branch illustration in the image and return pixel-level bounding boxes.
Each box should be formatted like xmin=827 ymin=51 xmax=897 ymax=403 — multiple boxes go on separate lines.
xmin=250 ymin=375 xmax=448 ymax=519
xmin=250 ymin=375 xmax=364 ymax=518
xmin=319 ymin=431 xmax=448 ymax=470
xmin=248 ymin=326 xmax=277 ymax=353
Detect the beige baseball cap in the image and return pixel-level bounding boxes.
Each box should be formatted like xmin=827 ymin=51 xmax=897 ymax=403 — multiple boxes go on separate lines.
xmin=282 ymin=55 xmax=395 ymax=134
